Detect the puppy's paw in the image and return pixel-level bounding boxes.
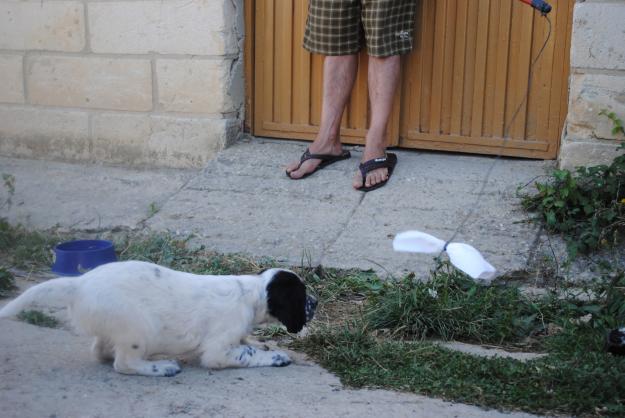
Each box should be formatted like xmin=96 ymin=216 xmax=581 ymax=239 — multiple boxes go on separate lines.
xmin=271 ymin=352 xmax=291 ymax=367
xmin=151 ymin=360 xmax=182 ymax=377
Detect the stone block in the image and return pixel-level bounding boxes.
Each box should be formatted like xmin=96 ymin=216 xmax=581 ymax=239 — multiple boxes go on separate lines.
xmin=156 ymin=59 xmax=236 ymax=113
xmin=91 ymin=113 xmax=238 ymax=168
xmin=571 ymin=2 xmax=625 ymax=70
xmin=88 ymin=0 xmax=238 ymax=55
xmin=0 ymin=1 xmax=85 ymax=52
xmin=27 ymin=55 xmax=152 ymax=111
xmin=0 ymin=54 xmax=24 ymax=103
xmin=559 ymin=140 xmax=625 ymax=170
xmin=0 ymin=106 xmax=90 ymax=160
xmin=567 ymin=73 xmax=625 ymax=141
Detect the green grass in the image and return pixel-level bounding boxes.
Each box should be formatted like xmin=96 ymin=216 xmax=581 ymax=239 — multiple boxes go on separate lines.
xmin=361 ymin=263 xmax=605 ymax=348
xmin=1 ymin=222 xmax=624 ymax=416
xmin=17 ymin=310 xmax=59 ymax=328
xmin=146 ymin=202 xmax=160 ymax=218
xmin=0 ymin=218 xmax=60 ymax=269
xmin=1 ymin=173 xmax=15 ymax=211
xmin=253 ymin=324 xmax=291 ymax=340
xmin=294 ymin=265 xmax=625 ymax=416
xmin=117 ymin=233 xmax=269 ymax=275
xmin=519 ymin=141 xmax=625 ymax=258
xmin=295 ymin=325 xmax=625 ymax=417
xmin=0 ymin=267 xmax=17 ymax=298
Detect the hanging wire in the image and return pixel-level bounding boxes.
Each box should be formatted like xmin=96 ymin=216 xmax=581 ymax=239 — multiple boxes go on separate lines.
xmin=435 ymin=13 xmax=553 ymax=268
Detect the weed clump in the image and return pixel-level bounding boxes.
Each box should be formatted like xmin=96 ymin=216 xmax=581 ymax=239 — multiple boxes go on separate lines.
xmin=519 ymin=113 xmax=624 ymax=258
xmin=363 ymin=265 xmax=564 ymax=345
xmin=0 ymin=267 xmax=17 ymax=298
xmin=17 ymin=310 xmax=59 ymax=328
xmin=118 ymin=233 xmax=267 ymax=275
xmin=0 ymin=219 xmax=58 ymax=269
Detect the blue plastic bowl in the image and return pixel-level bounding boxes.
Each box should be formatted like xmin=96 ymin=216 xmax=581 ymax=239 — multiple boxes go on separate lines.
xmin=51 ymin=240 xmax=117 ymax=276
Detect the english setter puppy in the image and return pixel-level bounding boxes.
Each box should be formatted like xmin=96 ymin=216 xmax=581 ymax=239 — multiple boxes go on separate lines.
xmin=0 ymin=261 xmax=317 ymax=377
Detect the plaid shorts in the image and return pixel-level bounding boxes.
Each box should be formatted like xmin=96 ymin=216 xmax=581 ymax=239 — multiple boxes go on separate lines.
xmin=303 ymin=0 xmax=417 ymax=57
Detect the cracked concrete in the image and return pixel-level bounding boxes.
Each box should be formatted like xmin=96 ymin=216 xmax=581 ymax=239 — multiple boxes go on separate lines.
xmin=162 ymin=140 xmax=553 ymax=277
xmin=0 ymin=137 xmax=555 ymax=278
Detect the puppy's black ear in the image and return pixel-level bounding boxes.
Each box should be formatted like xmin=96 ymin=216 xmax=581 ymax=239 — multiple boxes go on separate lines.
xmin=266 ymin=270 xmax=307 ymax=333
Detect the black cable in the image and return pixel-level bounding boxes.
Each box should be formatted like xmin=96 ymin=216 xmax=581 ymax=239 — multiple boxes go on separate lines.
xmin=435 ymin=13 xmax=553 ymax=267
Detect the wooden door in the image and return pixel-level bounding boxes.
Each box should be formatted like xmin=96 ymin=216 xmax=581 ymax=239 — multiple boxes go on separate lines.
xmin=248 ymin=0 xmax=574 ymax=159
xmin=400 ymin=0 xmax=573 ymax=158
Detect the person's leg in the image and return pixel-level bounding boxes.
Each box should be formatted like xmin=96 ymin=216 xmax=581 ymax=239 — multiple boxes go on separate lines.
xmin=352 ymin=54 xmax=400 ymax=189
xmin=286 ymin=54 xmax=358 ymax=179
xmin=288 ymin=0 xmax=362 ymax=179
xmin=352 ymin=0 xmax=416 ymax=190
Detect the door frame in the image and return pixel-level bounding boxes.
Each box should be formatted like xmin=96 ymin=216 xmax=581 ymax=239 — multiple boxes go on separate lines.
xmin=244 ymin=0 xmax=256 ymax=134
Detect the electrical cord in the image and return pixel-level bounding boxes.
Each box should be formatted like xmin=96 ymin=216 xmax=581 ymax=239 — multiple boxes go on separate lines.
xmin=436 ymin=13 xmax=553 ymax=266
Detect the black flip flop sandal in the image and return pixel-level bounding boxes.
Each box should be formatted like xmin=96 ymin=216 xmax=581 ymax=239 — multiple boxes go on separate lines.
xmin=286 ymin=148 xmax=351 ymax=179
xmin=356 ymin=153 xmax=398 ymax=192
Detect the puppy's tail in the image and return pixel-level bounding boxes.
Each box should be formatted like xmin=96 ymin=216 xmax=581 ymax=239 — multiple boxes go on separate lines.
xmin=0 ymin=277 xmax=80 ymax=318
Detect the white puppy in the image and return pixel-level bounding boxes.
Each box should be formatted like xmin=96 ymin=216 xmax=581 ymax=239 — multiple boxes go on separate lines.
xmin=0 ymin=261 xmax=317 ymax=377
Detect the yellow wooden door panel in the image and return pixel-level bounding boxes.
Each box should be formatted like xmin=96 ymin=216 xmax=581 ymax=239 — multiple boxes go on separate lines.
xmin=399 ymin=0 xmax=574 ymax=158
xmin=253 ymin=0 xmax=400 ymax=146
xmin=251 ymin=0 xmax=573 ymax=159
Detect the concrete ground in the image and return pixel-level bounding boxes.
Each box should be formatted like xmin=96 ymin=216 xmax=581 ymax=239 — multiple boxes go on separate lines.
xmin=0 ymin=137 xmax=555 ymax=278
xmin=0 ymin=138 xmax=558 ymax=417
xmin=0 ymin=319 xmax=542 ymax=418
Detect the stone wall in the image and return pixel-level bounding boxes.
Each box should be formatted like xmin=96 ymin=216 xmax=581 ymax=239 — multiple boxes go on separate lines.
xmin=2 ymin=1 xmax=623 ymax=169
xmin=0 ymin=0 xmax=245 ymax=168
xmin=560 ymin=0 xmax=625 ymax=169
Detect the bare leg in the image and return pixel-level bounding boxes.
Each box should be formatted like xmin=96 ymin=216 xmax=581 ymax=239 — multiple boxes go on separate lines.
xmin=353 ymin=55 xmax=401 ymax=189
xmin=286 ymin=55 xmax=358 ymax=179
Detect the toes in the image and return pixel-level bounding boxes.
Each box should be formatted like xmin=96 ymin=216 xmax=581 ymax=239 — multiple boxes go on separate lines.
xmin=376 ymin=169 xmax=388 ymax=185
xmin=353 ymin=172 xmax=364 ymax=189
xmin=288 ymin=167 xmax=305 ymax=179
xmin=358 ymin=168 xmax=388 ymax=188
xmin=376 ymin=169 xmax=389 ymax=185
xmin=285 ymin=161 xmax=300 ymax=174
xmin=288 ymin=160 xmax=319 ymax=179
xmin=366 ymin=171 xmax=376 ymax=188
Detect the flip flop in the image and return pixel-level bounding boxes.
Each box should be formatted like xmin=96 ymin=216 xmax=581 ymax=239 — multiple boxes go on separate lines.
xmin=286 ymin=148 xmax=351 ymax=180
xmin=356 ymin=152 xmax=398 ymax=192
